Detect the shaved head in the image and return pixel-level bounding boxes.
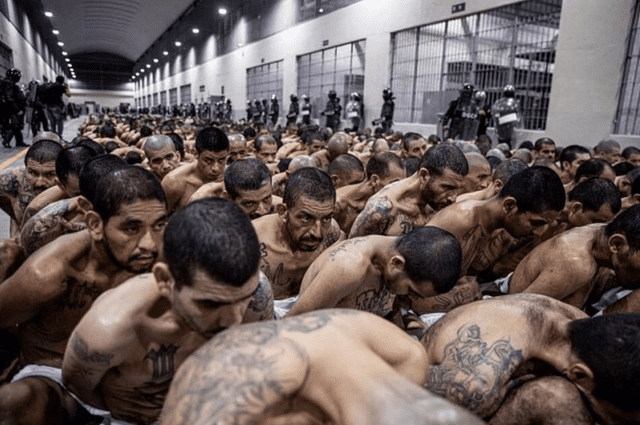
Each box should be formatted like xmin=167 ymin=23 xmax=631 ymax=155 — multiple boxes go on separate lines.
xmin=144 ymin=134 xmax=176 ymax=157
xmin=144 ymin=135 xmax=179 ymax=180
xmin=289 ymin=156 xmax=318 ymax=173
xmin=327 ymin=132 xmax=350 ymax=160
xmin=462 ymin=152 xmax=492 ymax=193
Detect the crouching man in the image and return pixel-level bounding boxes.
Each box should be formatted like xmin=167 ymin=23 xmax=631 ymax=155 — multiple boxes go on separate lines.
xmin=62 ymin=198 xmax=273 ymax=425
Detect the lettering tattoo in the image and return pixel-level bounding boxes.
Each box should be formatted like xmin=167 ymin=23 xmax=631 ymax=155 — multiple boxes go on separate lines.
xmin=248 ymin=273 xmax=275 ymax=320
xmin=163 ymin=311 xmax=355 ymax=424
xmin=328 ymin=237 xmax=367 ymax=260
xmin=355 ymin=286 xmax=394 ymax=316
xmin=71 ymin=333 xmax=113 ymax=365
xmin=423 ymin=282 xmax=480 ymax=313
xmin=349 ymin=195 xmax=393 ymax=237
xmin=426 ymin=325 xmax=523 ymax=418
xmin=59 ymin=277 xmax=104 ymax=310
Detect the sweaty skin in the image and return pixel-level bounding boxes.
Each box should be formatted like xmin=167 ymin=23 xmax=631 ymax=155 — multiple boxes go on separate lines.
xmin=422 ymin=294 xmax=587 ymax=420
xmin=161 ymin=310 xmax=483 ymax=425
xmin=253 ymin=203 xmax=345 ymax=300
xmin=509 ymin=224 xmax=625 ymax=309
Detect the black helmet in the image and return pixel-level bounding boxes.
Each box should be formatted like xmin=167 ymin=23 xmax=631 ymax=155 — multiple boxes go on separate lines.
xmin=302 ymin=94 xmax=309 ymax=101
xmin=290 ymin=94 xmax=298 ymax=101
xmin=504 ymin=85 xmax=516 ymax=97
xmin=382 ymin=88 xmax=393 ymax=99
xmin=226 ymin=99 xmax=231 ymax=104
xmin=328 ymin=90 xmax=336 ymax=98
xmin=462 ymin=83 xmax=474 ymax=93
xmin=6 ymin=68 xmax=21 ymax=83
xmin=271 ymin=94 xmax=277 ymax=101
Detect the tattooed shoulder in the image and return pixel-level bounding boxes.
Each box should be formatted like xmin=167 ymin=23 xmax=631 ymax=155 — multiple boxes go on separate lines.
xmin=350 ymin=195 xmax=395 ymax=237
xmin=0 ymin=172 xmax=19 ymax=197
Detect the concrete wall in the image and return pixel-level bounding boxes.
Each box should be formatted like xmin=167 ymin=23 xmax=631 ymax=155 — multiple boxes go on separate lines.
xmin=0 ymin=0 xmax=64 ymax=84
xmin=136 ymin=0 xmax=640 ymax=148
xmin=68 ymin=87 xmax=135 ymax=109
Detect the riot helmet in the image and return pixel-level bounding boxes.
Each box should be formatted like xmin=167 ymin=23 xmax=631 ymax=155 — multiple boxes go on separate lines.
xmin=290 ymin=94 xmax=298 ymax=102
xmin=503 ymin=85 xmax=516 ymax=98
xmin=302 ymin=94 xmax=309 ymax=101
xmin=328 ymin=90 xmax=336 ymax=99
xmin=6 ymin=68 xmax=21 ymax=83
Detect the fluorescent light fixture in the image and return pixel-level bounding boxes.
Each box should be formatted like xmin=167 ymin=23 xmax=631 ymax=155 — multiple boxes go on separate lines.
xmin=67 ymin=63 xmax=72 ymax=67
xmin=58 ymin=42 xmax=64 ymax=46
xmin=146 ymin=64 xmax=151 ymax=68
xmin=44 ymin=11 xmax=53 ymax=17
xmin=192 ymin=28 xmax=200 ymax=34
xmin=153 ymin=58 xmax=159 ymax=63
xmin=52 ymin=30 xmax=59 ymax=35
xmin=136 ymin=72 xmax=140 ymax=76
xmin=163 ymin=51 xmax=169 ymax=55
xmin=65 ymin=58 xmax=70 ymax=62
xmin=141 ymin=69 xmax=145 ymax=73
xmin=218 ymin=8 xmax=227 ymax=15
xmin=62 ymin=51 xmax=68 ymax=56
xmin=175 ymin=41 xmax=182 ymax=47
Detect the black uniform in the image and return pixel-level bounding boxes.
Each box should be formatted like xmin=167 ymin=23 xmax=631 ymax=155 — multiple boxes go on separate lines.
xmin=287 ymin=99 xmax=299 ymax=126
xmin=0 ymin=78 xmax=27 ymax=147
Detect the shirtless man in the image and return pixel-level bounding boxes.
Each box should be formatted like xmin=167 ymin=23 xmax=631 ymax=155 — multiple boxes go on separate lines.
xmin=532 ymin=137 xmax=556 ymax=161
xmin=428 ymin=166 xmax=566 ymax=276
xmin=593 ymin=139 xmax=622 ymax=165
xmin=422 ymin=294 xmax=640 ymax=424
xmin=21 ymin=145 xmax=97 ymax=226
xmin=288 ymin=226 xmax=461 ymax=319
xmin=509 ymin=205 xmax=640 ymax=309
xmin=349 ymin=143 xmax=469 ymax=238
xmin=334 ymin=152 xmax=406 ymax=234
xmin=0 ymin=166 xmax=168 ymax=425
xmin=460 ymin=152 xmax=492 ymax=195
xmin=400 ymin=132 xmax=429 ymax=159
xmin=162 ymin=127 xmax=229 ymax=213
xmin=144 ymin=134 xmax=180 ymax=181
xmin=559 ymin=145 xmax=591 ymax=184
xmin=162 ymin=309 xmax=483 ymax=425
xmin=0 ymin=140 xmax=63 ymax=232
xmin=311 ymin=131 xmax=349 ymax=171
xmin=253 ymin=167 xmax=344 ymax=300
xmin=227 ymin=133 xmax=248 ymax=163
xmin=327 ymin=153 xmax=365 ymax=188
xmin=456 ymin=159 xmax=527 ymax=203
xmin=62 ymin=198 xmax=273 ymax=425
xmin=254 ymin=133 xmax=278 ymax=165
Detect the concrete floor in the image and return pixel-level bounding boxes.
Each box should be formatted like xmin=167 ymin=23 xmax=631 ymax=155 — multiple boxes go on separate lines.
xmin=0 ymin=116 xmax=85 ymax=239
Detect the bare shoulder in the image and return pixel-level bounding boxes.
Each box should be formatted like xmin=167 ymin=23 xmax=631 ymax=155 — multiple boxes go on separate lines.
xmin=189 ymin=181 xmax=224 ymax=203
xmin=162 ymin=162 xmax=193 ymax=185
xmin=26 ymin=230 xmax=92 ymax=279
xmin=349 ymin=193 xmax=395 ymax=237
xmin=252 ymin=213 xmax=279 ymax=236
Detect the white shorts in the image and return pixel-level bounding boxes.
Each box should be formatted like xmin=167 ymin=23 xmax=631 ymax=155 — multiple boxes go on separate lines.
xmin=418 ymin=312 xmax=447 ymax=328
xmin=274 ymin=296 xmax=299 ymax=319
xmin=11 ymin=364 xmax=137 ymax=425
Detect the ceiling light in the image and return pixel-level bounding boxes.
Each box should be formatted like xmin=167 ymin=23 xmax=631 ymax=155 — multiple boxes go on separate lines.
xmin=141 ymin=69 xmax=145 ymax=73
xmin=192 ymin=28 xmax=200 ymax=34
xmin=44 ymin=11 xmax=53 ymax=17
xmin=218 ymin=8 xmax=227 ymax=15
xmin=146 ymin=64 xmax=151 ymax=68
xmin=136 ymin=72 xmax=140 ymax=76
xmin=58 ymin=42 xmax=64 ymax=46
xmin=175 ymin=41 xmax=182 ymax=47
xmin=67 ymin=63 xmax=72 ymax=67
xmin=65 ymin=58 xmax=70 ymax=62
xmin=153 ymin=58 xmax=159 ymax=63
xmin=163 ymin=51 xmax=169 ymax=56
xmin=52 ymin=30 xmax=59 ymax=35
xmin=62 ymin=51 xmax=68 ymax=56
xmin=319 ymin=8 xmax=324 ymax=12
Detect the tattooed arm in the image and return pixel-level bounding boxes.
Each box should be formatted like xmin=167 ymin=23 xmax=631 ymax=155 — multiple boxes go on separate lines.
xmin=0 ymin=171 xmax=20 ymax=221
xmin=410 ymin=276 xmax=481 ymax=315
xmin=348 ymin=196 xmax=394 ymax=238
xmin=161 ymin=322 xmax=311 ymax=425
xmin=242 ymin=271 xmax=276 ymax=323
xmin=20 ymin=198 xmax=86 ymax=256
xmin=62 ymin=333 xmax=116 ymax=410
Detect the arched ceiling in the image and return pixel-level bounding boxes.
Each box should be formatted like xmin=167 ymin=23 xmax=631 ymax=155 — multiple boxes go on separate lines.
xmin=39 ymin=0 xmax=195 ymax=62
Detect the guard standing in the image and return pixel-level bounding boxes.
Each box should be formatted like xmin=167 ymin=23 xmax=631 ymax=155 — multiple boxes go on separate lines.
xmin=287 ymin=94 xmax=299 ymax=126
xmin=379 ymin=88 xmax=394 ymax=132
xmin=345 ymin=92 xmax=362 ymax=132
xmin=321 ymin=90 xmax=339 ymax=130
xmin=442 ymin=83 xmax=479 ymax=141
xmin=300 ymin=95 xmax=311 ymax=125
xmin=0 ymin=68 xmax=27 ymax=148
xmin=492 ymin=85 xmax=520 ymax=148
xmin=269 ymin=95 xmax=279 ymax=127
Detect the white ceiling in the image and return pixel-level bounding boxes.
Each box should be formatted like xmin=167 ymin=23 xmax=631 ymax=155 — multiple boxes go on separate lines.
xmin=40 ymin=0 xmax=195 ymax=62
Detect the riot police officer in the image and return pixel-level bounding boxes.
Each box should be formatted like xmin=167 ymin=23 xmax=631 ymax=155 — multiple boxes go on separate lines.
xmin=269 ymin=94 xmax=279 ymax=127
xmin=246 ymin=100 xmax=252 ymax=122
xmin=346 ymin=92 xmax=362 ymax=132
xmin=252 ymin=99 xmax=263 ymax=124
xmin=224 ymin=98 xmax=232 ymax=123
xmin=321 ymin=90 xmax=339 ymax=130
xmin=379 ymin=88 xmax=394 ymax=132
xmin=492 ymin=84 xmax=520 ymax=148
xmin=300 ymin=94 xmax=311 ymax=125
xmin=442 ymin=83 xmax=479 ymax=141
xmin=287 ymin=94 xmax=299 ymax=126
xmin=0 ymin=68 xmax=27 ymax=148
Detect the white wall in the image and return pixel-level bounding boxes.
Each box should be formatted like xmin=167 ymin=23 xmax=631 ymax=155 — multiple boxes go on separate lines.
xmin=0 ymin=2 xmax=63 ymax=84
xmin=68 ymin=87 xmax=135 ymax=109
xmin=137 ymin=0 xmax=640 ymax=148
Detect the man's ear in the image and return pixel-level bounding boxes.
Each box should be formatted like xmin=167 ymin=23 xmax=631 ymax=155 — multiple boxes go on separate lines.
xmin=84 ymin=210 xmax=104 ymax=241
xmin=370 ymin=174 xmax=381 ymax=189
xmin=493 ymin=179 xmax=504 ymax=193
xmin=418 ymin=167 xmax=430 ymax=184
xmin=387 ymin=254 xmax=406 ymax=277
xmin=330 ymin=174 xmax=339 ymax=187
xmin=564 ymin=363 xmax=596 ymax=394
xmin=609 ymin=233 xmax=629 ymax=256
xmin=561 ymin=160 xmax=571 ymax=172
xmin=76 ymin=196 xmax=93 ymax=214
xmin=570 ymin=201 xmax=583 ymax=216
xmin=276 ymin=203 xmax=287 ymax=220
xmin=502 ymin=196 xmax=518 ymax=215
xmin=632 ymin=193 xmax=640 ymax=205
xmin=221 ymin=189 xmax=231 ymax=200
xmin=153 ymin=262 xmax=174 ymax=297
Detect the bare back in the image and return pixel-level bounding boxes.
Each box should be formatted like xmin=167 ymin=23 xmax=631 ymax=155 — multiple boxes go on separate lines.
xmin=161 ymin=162 xmax=206 ymax=212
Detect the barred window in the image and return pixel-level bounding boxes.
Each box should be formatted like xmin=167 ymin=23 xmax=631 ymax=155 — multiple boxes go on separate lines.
xmin=390 ymin=0 xmax=561 ymax=130
xmin=153 ymin=92 xmax=158 ymax=107
xmin=146 ymin=95 xmax=151 ymax=108
xmin=160 ymin=91 xmax=167 ymax=106
xmin=169 ymin=88 xmax=178 ymax=106
xmin=180 ymin=84 xmax=192 ymax=105
xmin=297 ymin=40 xmax=365 ymax=119
xmin=615 ymin=1 xmax=640 ymax=135
xmin=246 ymin=60 xmax=284 ymax=112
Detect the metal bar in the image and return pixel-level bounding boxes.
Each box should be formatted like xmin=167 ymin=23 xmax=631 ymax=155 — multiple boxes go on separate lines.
xmin=410 ymin=28 xmax=421 ymax=122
